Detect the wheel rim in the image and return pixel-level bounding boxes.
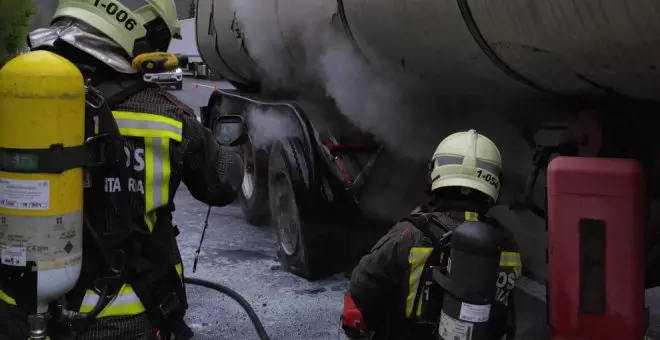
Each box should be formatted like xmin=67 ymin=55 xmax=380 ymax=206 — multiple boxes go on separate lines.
xmin=273 ymin=171 xmax=299 ymax=256
xmin=241 ymin=142 xmax=256 ymax=199
xmin=242 ymin=172 xmax=255 ymax=199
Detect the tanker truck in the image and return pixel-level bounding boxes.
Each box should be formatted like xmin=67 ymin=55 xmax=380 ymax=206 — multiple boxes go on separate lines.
xmin=194 ymin=0 xmax=660 ymax=301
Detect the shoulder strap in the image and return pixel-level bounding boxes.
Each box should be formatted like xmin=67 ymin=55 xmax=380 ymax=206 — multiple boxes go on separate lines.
xmin=401 ymin=213 xmax=452 ymax=321
xmin=94 ymin=76 xmax=152 ymax=108
xmin=400 ymin=213 xmax=451 ymax=251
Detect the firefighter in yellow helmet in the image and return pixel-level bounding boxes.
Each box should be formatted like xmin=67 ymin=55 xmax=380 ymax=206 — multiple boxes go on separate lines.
xmin=0 ymin=1 xmax=244 ymax=339
xmin=344 ymin=130 xmax=521 ymax=340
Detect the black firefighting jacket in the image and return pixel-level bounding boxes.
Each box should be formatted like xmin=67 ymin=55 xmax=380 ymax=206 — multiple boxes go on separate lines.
xmin=349 ymin=200 xmax=521 ymax=340
xmin=70 ymin=80 xmax=245 ymax=337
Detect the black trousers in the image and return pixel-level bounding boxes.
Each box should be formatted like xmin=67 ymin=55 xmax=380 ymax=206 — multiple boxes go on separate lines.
xmin=0 ymin=300 xmax=29 ymax=340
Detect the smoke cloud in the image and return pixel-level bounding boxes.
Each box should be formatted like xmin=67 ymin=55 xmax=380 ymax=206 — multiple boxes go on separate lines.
xmin=227 ymin=0 xmax=546 ymax=169
xmin=245 ymin=106 xmax=299 ymax=149
xmin=316 ymin=34 xmax=444 ymax=160
xmin=230 ymin=0 xmax=297 ymax=91
xmin=228 ymin=0 xmax=452 ymax=160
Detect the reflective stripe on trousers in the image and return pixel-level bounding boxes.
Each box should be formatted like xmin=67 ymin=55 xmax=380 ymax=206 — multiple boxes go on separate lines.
xmin=406 ymin=247 xmax=433 ymax=318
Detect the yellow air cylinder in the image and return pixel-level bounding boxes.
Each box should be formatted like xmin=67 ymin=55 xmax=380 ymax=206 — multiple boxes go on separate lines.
xmin=0 ymin=50 xmax=85 ymax=314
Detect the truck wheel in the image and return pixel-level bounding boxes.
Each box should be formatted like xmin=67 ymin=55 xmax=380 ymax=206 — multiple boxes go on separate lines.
xmin=238 ymin=138 xmax=270 ymax=225
xmin=175 ymin=81 xmax=183 ymax=90
xmin=269 ymin=139 xmax=334 ymax=280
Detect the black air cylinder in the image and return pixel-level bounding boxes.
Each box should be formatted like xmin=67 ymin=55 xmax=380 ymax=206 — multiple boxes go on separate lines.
xmin=438 ymin=221 xmax=502 ymax=340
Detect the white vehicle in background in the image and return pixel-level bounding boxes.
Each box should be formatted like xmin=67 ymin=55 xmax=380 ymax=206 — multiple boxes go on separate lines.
xmin=168 ymin=18 xmax=208 ymax=79
xmin=143 ymin=67 xmax=184 ymax=90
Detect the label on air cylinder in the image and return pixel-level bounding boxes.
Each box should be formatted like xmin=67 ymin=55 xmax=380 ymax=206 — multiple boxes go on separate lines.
xmin=439 ymin=310 xmax=473 ymax=340
xmin=459 ymin=302 xmax=491 ymax=322
xmin=0 ymin=212 xmax=82 ymax=269
xmin=1 ymin=246 xmax=26 ymax=267
xmin=0 ymin=178 xmax=50 ymax=210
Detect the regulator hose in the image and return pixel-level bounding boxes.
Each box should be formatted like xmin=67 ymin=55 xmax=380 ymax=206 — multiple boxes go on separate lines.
xmin=183 ymin=277 xmax=272 ymax=340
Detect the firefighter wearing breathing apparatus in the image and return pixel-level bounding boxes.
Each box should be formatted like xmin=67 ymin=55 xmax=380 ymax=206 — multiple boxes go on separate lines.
xmin=0 ymin=1 xmax=244 ymax=339
xmin=345 ymin=129 xmax=521 ymax=340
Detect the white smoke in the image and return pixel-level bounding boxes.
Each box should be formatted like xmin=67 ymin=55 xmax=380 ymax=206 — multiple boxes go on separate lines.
xmin=245 ymin=106 xmax=299 ymax=149
xmin=227 ymin=0 xmax=444 ymax=160
xmin=316 ymin=33 xmax=444 ymax=160
xmin=229 ymin=0 xmax=297 ymax=90
xmin=227 ymin=0 xmax=537 ymax=163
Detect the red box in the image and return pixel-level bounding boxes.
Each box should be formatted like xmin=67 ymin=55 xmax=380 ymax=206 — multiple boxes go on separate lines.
xmin=547 ymin=157 xmax=645 ymax=340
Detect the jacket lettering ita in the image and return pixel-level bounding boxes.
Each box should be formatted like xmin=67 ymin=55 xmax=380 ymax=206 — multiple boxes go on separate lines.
xmin=103 ymin=146 xmax=146 ymax=194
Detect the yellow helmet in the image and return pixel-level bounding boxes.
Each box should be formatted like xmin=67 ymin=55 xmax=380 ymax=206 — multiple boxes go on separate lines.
xmin=429 ymin=129 xmax=502 ymax=202
xmin=52 ymin=0 xmax=181 ymax=58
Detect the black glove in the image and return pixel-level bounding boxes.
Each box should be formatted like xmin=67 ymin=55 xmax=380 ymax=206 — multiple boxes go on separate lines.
xmin=217 ymin=145 xmax=245 ymax=192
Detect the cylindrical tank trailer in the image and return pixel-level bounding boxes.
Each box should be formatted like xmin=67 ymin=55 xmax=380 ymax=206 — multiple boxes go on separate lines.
xmin=198 ymin=0 xmax=660 ymax=101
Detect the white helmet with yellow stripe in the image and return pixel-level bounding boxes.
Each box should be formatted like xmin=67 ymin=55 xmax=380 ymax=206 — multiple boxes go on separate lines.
xmin=52 ymin=0 xmax=181 ymax=58
xmin=429 ymin=129 xmax=502 ymax=203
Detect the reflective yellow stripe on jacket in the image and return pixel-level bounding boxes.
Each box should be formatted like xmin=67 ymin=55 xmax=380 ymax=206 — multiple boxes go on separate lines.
xmin=464 ymin=211 xmax=479 ymax=221
xmin=79 ymin=111 xmax=183 ymax=318
xmin=405 ymin=247 xmax=433 ymax=318
xmin=404 ymin=211 xmax=477 ymax=318
xmin=79 ymin=263 xmax=183 ymax=318
xmin=113 ymin=111 xmax=183 ymax=232
xmin=500 ymin=251 xmax=522 ymax=278
xmin=463 ymin=211 xmax=522 ymax=277
xmin=0 ymin=290 xmax=16 ymax=305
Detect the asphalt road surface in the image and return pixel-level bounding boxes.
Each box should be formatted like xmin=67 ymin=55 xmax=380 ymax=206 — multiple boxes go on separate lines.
xmin=166 ymin=78 xmax=660 ymax=340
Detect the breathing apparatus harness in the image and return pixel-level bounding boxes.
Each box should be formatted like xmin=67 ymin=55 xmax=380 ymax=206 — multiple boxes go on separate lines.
xmin=399 ymin=210 xmax=516 ymax=340
xmin=38 ymin=75 xmax=189 ymax=340
xmin=42 ymin=74 xmax=271 ymax=340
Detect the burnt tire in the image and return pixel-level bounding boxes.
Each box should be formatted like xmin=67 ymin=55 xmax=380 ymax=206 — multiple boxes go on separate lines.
xmin=238 ymin=139 xmax=270 ymax=225
xmin=269 ymin=139 xmax=335 ymax=280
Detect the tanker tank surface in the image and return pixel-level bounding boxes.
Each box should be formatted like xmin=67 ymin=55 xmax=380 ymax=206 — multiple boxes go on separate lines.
xmin=198 ymin=0 xmax=660 ymax=99
xmin=195 ymin=0 xmax=660 ymax=300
